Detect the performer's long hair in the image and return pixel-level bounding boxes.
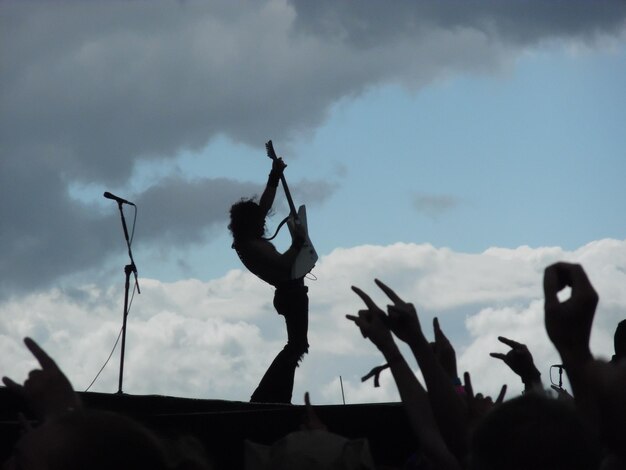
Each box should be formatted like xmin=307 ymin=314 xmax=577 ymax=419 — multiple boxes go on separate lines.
xmin=228 ymin=198 xmax=266 ymax=245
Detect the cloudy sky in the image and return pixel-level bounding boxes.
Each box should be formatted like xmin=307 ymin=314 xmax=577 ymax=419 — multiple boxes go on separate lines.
xmin=1 ymin=0 xmax=625 ymax=406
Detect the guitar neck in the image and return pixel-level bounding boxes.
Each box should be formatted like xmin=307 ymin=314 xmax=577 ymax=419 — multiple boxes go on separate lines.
xmin=265 ymin=140 xmax=299 ymax=218
xmin=279 ymin=173 xmax=298 ymax=217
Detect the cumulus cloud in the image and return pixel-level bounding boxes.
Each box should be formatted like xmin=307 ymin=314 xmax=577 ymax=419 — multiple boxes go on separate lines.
xmin=2 ymin=239 xmax=624 ymax=405
xmin=1 ymin=0 xmax=625 ymax=300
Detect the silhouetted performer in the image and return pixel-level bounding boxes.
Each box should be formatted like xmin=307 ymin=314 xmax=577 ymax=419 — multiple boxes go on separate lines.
xmin=229 ymin=158 xmax=308 ymax=404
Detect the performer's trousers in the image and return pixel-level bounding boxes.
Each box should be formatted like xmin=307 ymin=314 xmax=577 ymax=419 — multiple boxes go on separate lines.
xmin=250 ymin=283 xmax=309 ymax=404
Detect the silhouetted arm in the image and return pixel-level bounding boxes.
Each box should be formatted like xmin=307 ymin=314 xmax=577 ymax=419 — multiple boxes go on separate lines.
xmin=347 ymin=286 xmax=461 ymax=470
xmin=374 ymin=279 xmax=469 ymax=460
xmin=430 ymin=317 xmax=458 ymax=382
xmin=543 ymin=262 xmax=600 ymax=434
xmin=258 ymin=158 xmax=286 ymax=218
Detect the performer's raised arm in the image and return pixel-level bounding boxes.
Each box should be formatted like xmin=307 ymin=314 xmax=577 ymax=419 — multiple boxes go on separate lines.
xmin=259 ymin=157 xmax=286 ymax=219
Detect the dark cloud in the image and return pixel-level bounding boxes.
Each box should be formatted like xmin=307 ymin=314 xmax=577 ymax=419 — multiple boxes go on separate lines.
xmin=413 ymin=193 xmax=460 ymax=219
xmin=0 ymin=170 xmax=259 ymax=299
xmin=1 ymin=0 xmax=624 ymax=298
xmin=290 ymin=0 xmax=626 ymax=48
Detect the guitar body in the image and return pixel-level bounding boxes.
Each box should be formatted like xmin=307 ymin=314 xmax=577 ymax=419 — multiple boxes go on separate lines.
xmin=287 ymin=205 xmax=318 ymax=279
xmin=265 ymin=140 xmax=318 ymax=279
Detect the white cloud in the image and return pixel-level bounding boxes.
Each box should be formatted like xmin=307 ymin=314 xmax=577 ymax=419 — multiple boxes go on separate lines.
xmin=2 ymin=239 xmax=624 ymax=405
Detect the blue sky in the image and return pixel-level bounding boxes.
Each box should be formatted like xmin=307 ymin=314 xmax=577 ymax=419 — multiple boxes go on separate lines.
xmin=120 ymin=40 xmax=626 ymax=283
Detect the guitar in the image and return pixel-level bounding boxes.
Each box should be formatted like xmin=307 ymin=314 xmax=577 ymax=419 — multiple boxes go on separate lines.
xmin=265 ymin=140 xmax=318 ymax=279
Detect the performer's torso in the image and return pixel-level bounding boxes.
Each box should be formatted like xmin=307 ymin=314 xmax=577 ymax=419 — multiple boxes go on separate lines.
xmin=234 ymin=239 xmax=290 ymax=287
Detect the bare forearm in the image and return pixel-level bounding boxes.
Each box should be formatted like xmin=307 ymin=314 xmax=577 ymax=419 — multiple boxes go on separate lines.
xmin=380 ymin=343 xmax=461 ymax=470
xmin=408 ymin=337 xmax=469 ymax=459
xmin=259 ymin=181 xmax=278 ymax=217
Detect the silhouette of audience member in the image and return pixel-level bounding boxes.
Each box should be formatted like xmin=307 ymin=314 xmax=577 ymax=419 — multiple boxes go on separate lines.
xmin=2 ymin=338 xmax=212 ymax=470
xmin=229 ymin=156 xmax=309 ymax=404
xmin=347 ymin=280 xmax=463 ymax=470
xmin=611 ymin=319 xmax=626 ymax=364
xmin=543 ymin=262 xmax=626 ymax=468
xmin=469 ymin=393 xmax=601 ymax=470
xmin=490 ymin=336 xmax=543 ymax=393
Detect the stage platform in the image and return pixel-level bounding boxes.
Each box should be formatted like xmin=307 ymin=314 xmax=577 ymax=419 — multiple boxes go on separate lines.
xmin=0 ymin=388 xmax=416 ymax=468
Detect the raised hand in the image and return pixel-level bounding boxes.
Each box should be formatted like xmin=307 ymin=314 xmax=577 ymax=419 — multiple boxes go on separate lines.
xmin=551 ymin=384 xmax=573 ymax=401
xmin=432 ymin=317 xmax=458 ymax=381
xmin=543 ymin=262 xmax=598 ymax=362
xmin=374 ymin=279 xmax=426 ymax=346
xmin=2 ymin=337 xmax=81 ymax=421
xmin=490 ymin=336 xmax=541 ymax=388
xmin=300 ymin=392 xmax=327 ymax=431
xmin=347 ymin=285 xmax=395 ymax=352
xmin=463 ymin=371 xmax=506 ymax=428
xmin=271 ymin=157 xmax=287 ymax=174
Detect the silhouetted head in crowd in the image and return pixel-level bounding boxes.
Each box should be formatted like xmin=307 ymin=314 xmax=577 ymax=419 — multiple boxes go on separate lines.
xmin=612 ymin=319 xmax=626 ymax=364
xmin=5 ymin=409 xmax=169 ymax=470
xmin=469 ymin=394 xmax=601 ymax=470
xmin=229 ymin=198 xmax=266 ymax=244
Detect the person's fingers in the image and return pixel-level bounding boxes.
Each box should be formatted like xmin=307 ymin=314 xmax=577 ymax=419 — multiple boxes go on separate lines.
xmin=351 ymin=286 xmax=380 ymax=312
xmin=24 ymin=337 xmax=57 ymax=371
xmin=304 ymin=391 xmax=311 ymax=407
xmin=568 ymin=264 xmax=598 ymax=304
xmin=543 ymin=263 xmax=565 ymax=307
xmin=346 ymin=314 xmax=369 ymax=338
xmin=463 ymin=371 xmax=474 ymax=398
xmin=27 ymin=369 xmax=46 ymax=381
xmin=374 ymin=279 xmax=404 ymax=305
xmin=497 ymin=336 xmax=522 ymax=349
xmin=489 ymin=352 xmax=507 ymax=361
xmin=495 ymin=384 xmax=507 ymax=404
xmin=433 ymin=317 xmax=445 ymax=341
xmin=2 ymin=376 xmax=24 ymax=394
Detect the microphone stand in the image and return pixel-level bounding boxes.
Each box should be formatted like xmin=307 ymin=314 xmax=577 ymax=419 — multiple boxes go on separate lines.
xmin=114 ymin=201 xmax=140 ymax=394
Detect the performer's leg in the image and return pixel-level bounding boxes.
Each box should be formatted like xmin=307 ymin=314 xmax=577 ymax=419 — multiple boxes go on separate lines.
xmin=250 ymin=286 xmax=308 ymax=404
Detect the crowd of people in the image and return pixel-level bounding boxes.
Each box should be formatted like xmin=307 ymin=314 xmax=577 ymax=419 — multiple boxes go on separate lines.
xmin=345 ymin=264 xmax=626 ymax=469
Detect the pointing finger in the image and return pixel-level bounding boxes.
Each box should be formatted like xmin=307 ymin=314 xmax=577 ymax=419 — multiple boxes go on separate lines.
xmin=351 ymin=286 xmax=380 ymax=312
xmin=433 ymin=317 xmax=447 ymax=341
xmin=495 ymin=384 xmax=507 ymax=404
xmin=497 ymin=336 xmax=522 ymax=349
xmin=374 ymin=279 xmax=404 ymax=305
xmin=463 ymin=371 xmax=474 ymax=398
xmin=489 ymin=352 xmax=507 ymax=361
xmin=2 ymin=376 xmax=24 ymax=394
xmin=24 ymin=337 xmax=57 ymax=371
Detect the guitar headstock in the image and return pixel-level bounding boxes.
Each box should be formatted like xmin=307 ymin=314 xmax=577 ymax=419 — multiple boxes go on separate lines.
xmin=265 ymin=140 xmax=278 ymax=161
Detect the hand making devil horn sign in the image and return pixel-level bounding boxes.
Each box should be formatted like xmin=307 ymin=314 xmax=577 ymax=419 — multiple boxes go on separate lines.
xmin=347 ymin=285 xmax=395 ymax=352
xmin=2 ymin=337 xmax=82 ymax=421
xmin=374 ymin=279 xmax=427 ymax=346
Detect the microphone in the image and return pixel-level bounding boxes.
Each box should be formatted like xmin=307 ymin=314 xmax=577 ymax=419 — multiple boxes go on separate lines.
xmin=103 ymin=191 xmax=135 ymax=206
